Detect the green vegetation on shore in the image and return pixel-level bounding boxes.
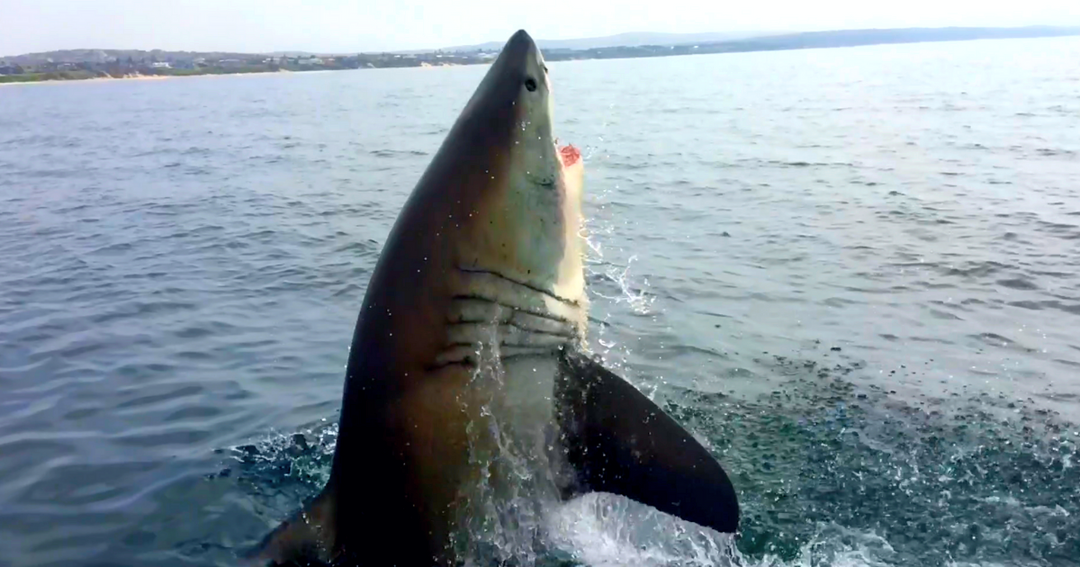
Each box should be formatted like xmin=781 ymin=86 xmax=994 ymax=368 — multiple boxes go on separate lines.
xmin=0 ymin=71 xmax=98 ymax=83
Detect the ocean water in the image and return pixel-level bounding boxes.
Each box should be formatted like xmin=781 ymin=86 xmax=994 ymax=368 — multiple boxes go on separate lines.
xmin=1 ymin=36 xmax=1079 ymax=566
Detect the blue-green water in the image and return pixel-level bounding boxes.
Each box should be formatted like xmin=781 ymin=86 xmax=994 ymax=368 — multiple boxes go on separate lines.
xmin=1 ymin=36 xmax=1079 ymax=566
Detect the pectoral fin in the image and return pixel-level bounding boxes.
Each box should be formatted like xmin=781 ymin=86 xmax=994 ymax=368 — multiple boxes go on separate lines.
xmin=242 ymin=484 xmax=338 ymax=566
xmin=555 ymin=349 xmax=740 ymax=534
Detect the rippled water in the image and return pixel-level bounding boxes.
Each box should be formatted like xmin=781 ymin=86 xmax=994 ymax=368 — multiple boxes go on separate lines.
xmin=2 ymin=36 xmax=1079 ymax=567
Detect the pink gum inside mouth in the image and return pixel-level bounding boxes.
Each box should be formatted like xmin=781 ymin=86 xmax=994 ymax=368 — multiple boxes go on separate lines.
xmin=559 ymin=144 xmax=581 ymax=168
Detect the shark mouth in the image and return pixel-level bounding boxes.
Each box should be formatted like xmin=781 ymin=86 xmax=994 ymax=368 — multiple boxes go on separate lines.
xmin=559 ymin=144 xmax=581 ymax=168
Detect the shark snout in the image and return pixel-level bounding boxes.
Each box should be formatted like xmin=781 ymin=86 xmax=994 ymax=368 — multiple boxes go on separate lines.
xmin=502 ymin=29 xmax=546 ymax=82
xmin=506 ymin=29 xmax=538 ymax=54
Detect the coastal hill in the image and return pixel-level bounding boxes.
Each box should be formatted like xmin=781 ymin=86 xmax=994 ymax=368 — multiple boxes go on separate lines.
xmin=3 ymin=26 xmax=1078 ymax=84
xmin=437 ymin=31 xmax=782 ymax=52
xmin=541 ymin=25 xmax=1080 ymax=61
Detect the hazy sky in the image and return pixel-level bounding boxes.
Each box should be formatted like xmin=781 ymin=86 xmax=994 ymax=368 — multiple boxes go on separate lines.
xmin=3 ymin=0 xmax=1079 ymax=55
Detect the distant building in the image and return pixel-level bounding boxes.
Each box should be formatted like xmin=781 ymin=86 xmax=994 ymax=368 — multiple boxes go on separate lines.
xmin=151 ymin=62 xmax=171 ymax=69
xmin=218 ymin=59 xmax=244 ymax=68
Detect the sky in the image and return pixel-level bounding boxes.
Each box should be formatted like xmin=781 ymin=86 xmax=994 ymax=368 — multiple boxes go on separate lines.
xmin=3 ymin=0 xmax=1079 ymax=56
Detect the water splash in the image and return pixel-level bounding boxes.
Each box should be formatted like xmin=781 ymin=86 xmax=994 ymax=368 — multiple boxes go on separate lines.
xmin=547 ymin=492 xmax=740 ymax=567
xmin=580 ymin=178 xmax=657 ymax=378
xmin=544 ymin=497 xmax=908 ymax=567
xmin=600 ymin=254 xmax=656 ymax=316
xmin=451 ymin=311 xmax=563 ymax=567
xmin=224 ymin=422 xmax=338 ymax=493
xmin=582 ymin=214 xmax=655 ymax=318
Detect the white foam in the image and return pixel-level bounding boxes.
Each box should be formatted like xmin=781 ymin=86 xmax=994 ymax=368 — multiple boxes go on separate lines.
xmin=544 ymin=492 xmax=739 ymax=567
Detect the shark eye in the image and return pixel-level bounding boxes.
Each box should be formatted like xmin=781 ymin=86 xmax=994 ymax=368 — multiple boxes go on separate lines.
xmin=524 ymin=77 xmax=538 ymax=92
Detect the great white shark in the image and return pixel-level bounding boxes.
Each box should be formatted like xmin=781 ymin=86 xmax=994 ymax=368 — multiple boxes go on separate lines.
xmin=247 ymin=29 xmax=739 ymax=566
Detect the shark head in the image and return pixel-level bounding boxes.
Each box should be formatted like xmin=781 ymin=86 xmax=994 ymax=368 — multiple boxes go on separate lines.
xmin=457 ymin=29 xmax=585 ymax=306
xmin=419 ymin=28 xmax=586 ymax=315
xmin=353 ymin=29 xmax=589 ymax=377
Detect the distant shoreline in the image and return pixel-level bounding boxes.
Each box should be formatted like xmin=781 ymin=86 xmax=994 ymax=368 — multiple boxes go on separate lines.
xmin=0 ymin=64 xmax=479 ymax=86
xmin=0 ymin=72 xmax=166 ymax=86
xmin=0 ymin=69 xmax=297 ymax=86
xmin=3 ymin=26 xmax=1078 ymax=85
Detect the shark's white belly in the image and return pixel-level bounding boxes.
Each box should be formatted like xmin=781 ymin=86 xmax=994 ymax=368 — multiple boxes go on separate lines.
xmin=436 ymin=268 xmax=585 ymax=557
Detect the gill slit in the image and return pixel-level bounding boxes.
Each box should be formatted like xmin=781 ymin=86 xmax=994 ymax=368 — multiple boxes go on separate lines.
xmin=455 ymin=267 xmax=580 ymax=308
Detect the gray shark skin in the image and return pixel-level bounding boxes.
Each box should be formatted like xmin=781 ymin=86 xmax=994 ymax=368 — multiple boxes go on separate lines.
xmin=245 ymin=29 xmax=738 ymax=567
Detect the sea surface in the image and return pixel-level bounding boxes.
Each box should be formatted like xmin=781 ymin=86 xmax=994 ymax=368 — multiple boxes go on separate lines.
xmin=2 ymin=36 xmax=1079 ymax=567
